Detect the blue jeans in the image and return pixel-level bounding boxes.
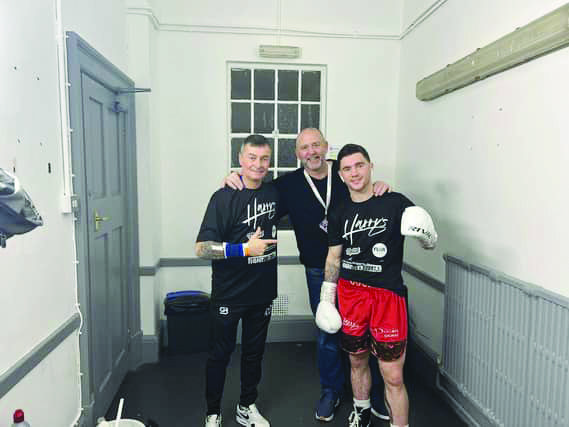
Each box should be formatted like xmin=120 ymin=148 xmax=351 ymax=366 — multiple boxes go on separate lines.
xmin=305 ymin=267 xmax=345 ymax=397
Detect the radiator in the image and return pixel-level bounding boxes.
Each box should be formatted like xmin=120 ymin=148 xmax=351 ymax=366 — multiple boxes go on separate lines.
xmin=441 ymin=255 xmax=569 ymax=427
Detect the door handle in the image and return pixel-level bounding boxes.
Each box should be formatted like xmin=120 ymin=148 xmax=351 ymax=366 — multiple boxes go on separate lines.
xmin=94 ymin=210 xmax=111 ymax=231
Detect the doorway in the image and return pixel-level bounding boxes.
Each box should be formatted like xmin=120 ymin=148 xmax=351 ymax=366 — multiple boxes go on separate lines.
xmin=66 ymin=32 xmax=141 ymax=426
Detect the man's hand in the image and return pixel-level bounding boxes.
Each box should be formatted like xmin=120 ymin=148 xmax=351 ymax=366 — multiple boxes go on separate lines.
xmin=247 ymin=227 xmax=277 ymax=256
xmin=221 ymin=171 xmax=244 ymax=190
xmin=372 ymin=180 xmax=391 ymax=196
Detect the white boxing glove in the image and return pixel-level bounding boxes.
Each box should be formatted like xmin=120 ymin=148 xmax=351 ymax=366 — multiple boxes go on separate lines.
xmin=315 ymin=281 xmax=342 ymax=334
xmin=401 ymin=206 xmax=438 ymax=249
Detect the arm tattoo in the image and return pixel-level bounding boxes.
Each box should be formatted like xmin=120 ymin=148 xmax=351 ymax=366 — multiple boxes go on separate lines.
xmin=324 ymin=256 xmax=341 ymax=283
xmin=195 ymin=241 xmax=225 ymax=259
xmin=324 ymin=245 xmax=342 ymax=283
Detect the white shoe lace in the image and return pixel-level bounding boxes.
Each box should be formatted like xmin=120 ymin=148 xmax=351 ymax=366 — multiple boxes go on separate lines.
xmin=348 ymin=406 xmax=362 ymax=427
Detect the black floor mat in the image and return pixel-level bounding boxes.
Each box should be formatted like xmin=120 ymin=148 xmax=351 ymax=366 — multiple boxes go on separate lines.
xmin=105 ymin=342 xmax=466 ymax=426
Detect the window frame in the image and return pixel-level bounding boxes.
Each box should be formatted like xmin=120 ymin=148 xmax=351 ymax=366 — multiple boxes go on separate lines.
xmin=226 ymin=61 xmax=327 ymax=179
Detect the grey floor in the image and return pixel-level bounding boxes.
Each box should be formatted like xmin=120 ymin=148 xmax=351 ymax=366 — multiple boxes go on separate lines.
xmin=106 ymin=342 xmax=467 ymax=426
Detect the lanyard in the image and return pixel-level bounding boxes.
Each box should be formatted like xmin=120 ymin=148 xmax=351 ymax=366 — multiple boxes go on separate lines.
xmin=303 ymin=162 xmax=332 ymax=217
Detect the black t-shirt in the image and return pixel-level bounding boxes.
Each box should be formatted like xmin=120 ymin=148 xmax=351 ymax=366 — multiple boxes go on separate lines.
xmin=328 ymin=192 xmax=414 ymax=295
xmin=196 ymin=183 xmax=279 ymax=306
xmin=275 ymin=160 xmax=350 ymax=268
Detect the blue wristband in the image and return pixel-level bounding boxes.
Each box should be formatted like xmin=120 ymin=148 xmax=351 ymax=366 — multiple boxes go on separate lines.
xmin=224 ymin=243 xmax=244 ymax=258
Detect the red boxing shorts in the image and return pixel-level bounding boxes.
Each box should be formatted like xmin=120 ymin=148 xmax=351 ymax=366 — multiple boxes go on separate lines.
xmin=337 ymin=278 xmax=407 ymax=361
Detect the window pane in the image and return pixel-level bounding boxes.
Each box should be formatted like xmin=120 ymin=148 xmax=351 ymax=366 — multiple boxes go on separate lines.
xmin=231 ymin=138 xmax=244 ymax=168
xmin=278 ymin=139 xmax=297 ymax=167
xmin=254 ymin=103 xmax=274 ymax=133
xmin=254 ymin=69 xmax=275 ymax=100
xmin=301 ymin=71 xmax=321 ymax=101
xmin=231 ymin=69 xmax=251 ymax=99
xmin=277 ymin=104 xmax=298 ymax=134
xmin=301 ymin=104 xmax=320 ymax=130
xmin=267 ymin=138 xmax=275 ymax=168
xmin=231 ymin=103 xmax=251 ymax=133
xmin=278 ymin=70 xmax=298 ymax=101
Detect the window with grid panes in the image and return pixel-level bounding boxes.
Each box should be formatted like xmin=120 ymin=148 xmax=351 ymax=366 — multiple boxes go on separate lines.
xmin=228 ymin=64 xmax=326 ymax=229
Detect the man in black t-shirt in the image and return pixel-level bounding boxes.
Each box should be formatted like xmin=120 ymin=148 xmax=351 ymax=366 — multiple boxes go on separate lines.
xmin=224 ymin=128 xmax=391 ymax=422
xmin=315 ymin=144 xmax=438 ymax=427
xmin=196 ymin=135 xmax=279 ymax=427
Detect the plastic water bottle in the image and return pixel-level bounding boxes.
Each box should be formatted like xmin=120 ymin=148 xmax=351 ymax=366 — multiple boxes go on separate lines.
xmin=12 ymin=409 xmax=31 ymax=427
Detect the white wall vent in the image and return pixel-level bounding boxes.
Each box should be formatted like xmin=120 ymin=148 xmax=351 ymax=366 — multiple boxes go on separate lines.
xmin=259 ymin=45 xmax=301 ymax=59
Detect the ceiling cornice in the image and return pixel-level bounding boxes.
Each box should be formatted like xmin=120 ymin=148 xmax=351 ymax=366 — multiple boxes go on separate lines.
xmin=127 ymin=0 xmax=447 ymax=41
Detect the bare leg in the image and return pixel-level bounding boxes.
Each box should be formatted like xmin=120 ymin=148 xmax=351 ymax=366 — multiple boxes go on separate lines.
xmin=378 ymin=351 xmax=408 ymax=426
xmin=349 ymin=351 xmax=371 ymax=400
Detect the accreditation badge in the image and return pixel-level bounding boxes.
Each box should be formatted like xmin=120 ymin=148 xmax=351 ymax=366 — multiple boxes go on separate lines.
xmin=319 ymin=217 xmax=328 ymax=233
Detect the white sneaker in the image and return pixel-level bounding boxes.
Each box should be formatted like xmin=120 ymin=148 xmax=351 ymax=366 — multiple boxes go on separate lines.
xmin=236 ymin=403 xmax=270 ymax=426
xmin=205 ymin=414 xmax=222 ymax=426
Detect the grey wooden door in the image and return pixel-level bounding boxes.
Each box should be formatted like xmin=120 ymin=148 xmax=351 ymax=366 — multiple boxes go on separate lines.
xmin=67 ymin=32 xmax=141 ymax=426
xmin=82 ymin=73 xmax=129 ymax=417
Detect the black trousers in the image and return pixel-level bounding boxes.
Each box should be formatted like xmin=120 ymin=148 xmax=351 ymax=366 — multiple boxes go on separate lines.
xmin=206 ymin=302 xmax=272 ymax=415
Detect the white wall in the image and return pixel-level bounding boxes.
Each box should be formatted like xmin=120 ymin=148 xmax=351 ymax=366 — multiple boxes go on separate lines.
xmin=398 ymin=0 xmax=569 ymax=294
xmin=151 ymin=2 xmax=402 ymax=255
xmin=2 ymin=335 xmax=83 ymax=427
xmin=126 ymin=4 xmax=163 ymax=335
xmin=62 ymin=0 xmax=128 ymax=71
xmin=0 ymin=0 xmax=130 ymax=425
xmin=0 ymin=1 xmax=80 ymax=424
xmin=7 ymin=0 xmax=566 ymax=420
xmin=397 ymin=0 xmax=569 ymax=354
xmin=135 ymin=1 xmax=402 ymax=316
xmin=401 ymin=0 xmax=440 ymax=30
xmin=0 ymin=0 xmax=76 ymax=370
xmin=156 ymin=32 xmax=400 ymax=257
xmin=153 ymin=0 xmax=402 ymax=36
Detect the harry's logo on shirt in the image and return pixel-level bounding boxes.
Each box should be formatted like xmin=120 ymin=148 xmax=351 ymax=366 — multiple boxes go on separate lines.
xmin=342 ymin=214 xmax=388 ymax=245
xmin=242 ymin=198 xmax=276 ymax=228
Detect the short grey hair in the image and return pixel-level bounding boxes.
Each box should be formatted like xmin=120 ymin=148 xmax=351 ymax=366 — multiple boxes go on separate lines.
xmin=240 ymin=134 xmax=271 ymax=153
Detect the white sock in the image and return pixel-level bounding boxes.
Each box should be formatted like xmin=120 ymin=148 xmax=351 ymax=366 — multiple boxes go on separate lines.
xmin=353 ymin=398 xmax=371 ymax=409
xmin=390 ymin=424 xmax=409 ymax=427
